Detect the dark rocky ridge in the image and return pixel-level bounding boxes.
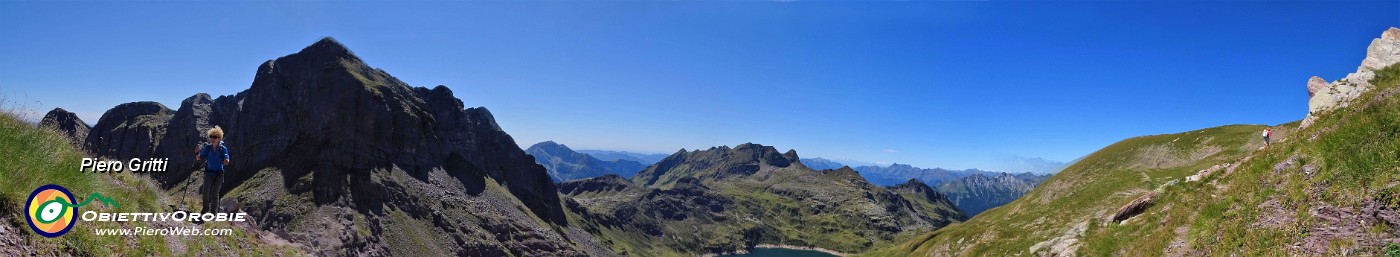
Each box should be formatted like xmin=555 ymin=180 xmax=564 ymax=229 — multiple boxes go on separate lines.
xmin=85 ymin=101 xmax=173 ymax=159
xmin=557 ymin=174 xmax=634 ymax=195
xmin=72 ymin=37 xmax=603 ymax=256
xmin=39 ymin=107 xmax=91 ymax=146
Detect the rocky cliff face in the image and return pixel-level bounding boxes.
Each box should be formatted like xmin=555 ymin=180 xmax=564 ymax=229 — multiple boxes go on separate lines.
xmin=71 ymin=37 xmax=605 ymax=256
xmin=1303 ymin=27 xmax=1400 ymax=127
xmin=526 ymin=141 xmax=647 ymax=182
xmin=84 ymin=101 xmax=173 ymax=160
xmin=38 ymin=108 xmax=90 ymax=147
xmin=566 ymin=143 xmax=965 ymax=256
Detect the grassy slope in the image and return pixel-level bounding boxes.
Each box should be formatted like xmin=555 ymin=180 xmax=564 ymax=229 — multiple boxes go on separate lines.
xmin=0 ymin=111 xmax=304 ymax=256
xmin=866 ymin=63 xmax=1400 ymax=256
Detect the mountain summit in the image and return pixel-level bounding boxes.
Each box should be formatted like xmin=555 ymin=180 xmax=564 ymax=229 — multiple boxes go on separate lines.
xmin=564 ymin=143 xmax=965 ymax=255
xmin=72 ymin=38 xmax=606 ymax=256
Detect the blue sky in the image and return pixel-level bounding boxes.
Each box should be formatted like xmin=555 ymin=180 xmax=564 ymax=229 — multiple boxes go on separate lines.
xmin=2 ymin=1 xmax=1396 ymax=171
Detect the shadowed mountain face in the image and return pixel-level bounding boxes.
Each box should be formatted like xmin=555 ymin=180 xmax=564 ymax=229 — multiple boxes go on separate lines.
xmin=526 ymin=141 xmax=647 ymax=182
xmin=562 ymin=143 xmax=966 ymax=256
xmin=85 ymin=101 xmax=173 ymax=159
xmin=74 ymin=37 xmax=608 ymax=256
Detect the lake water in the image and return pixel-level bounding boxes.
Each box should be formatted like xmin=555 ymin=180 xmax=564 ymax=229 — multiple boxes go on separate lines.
xmin=726 ymin=247 xmax=838 ymax=257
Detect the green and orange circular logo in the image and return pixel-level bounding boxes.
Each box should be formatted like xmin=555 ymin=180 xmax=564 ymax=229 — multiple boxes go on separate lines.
xmin=26 ymin=184 xmax=77 ymax=238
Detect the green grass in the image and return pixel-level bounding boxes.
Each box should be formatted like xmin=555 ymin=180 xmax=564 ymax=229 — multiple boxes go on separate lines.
xmin=0 ymin=110 xmax=304 ymax=256
xmin=862 ymin=63 xmax=1400 ymax=256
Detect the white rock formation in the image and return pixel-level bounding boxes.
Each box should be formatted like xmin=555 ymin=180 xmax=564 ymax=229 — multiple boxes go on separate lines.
xmin=1302 ymin=27 xmax=1400 ymax=128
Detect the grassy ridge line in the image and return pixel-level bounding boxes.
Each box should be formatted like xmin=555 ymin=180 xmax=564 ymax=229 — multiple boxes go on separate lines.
xmin=861 ymin=63 xmax=1400 ymax=256
xmin=869 ymin=124 xmax=1267 ymax=256
xmin=0 ymin=110 xmax=304 ymax=256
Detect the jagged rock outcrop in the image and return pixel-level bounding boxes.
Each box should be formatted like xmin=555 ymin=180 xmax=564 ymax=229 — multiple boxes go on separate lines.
xmin=84 ymin=101 xmax=173 ymax=159
xmin=1306 ymin=76 xmax=1329 ymax=97
xmin=72 ymin=37 xmax=605 ymax=256
xmin=152 ymin=93 xmax=215 ymax=175
xmin=526 ymin=141 xmax=647 ymax=182
xmin=1303 ymin=27 xmax=1400 ymax=127
xmin=38 ymin=108 xmax=90 ymax=146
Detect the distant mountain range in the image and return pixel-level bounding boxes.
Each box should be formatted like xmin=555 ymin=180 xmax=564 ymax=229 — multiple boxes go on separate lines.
xmin=993 ymin=155 xmax=1071 ymax=175
xmin=935 ymin=172 xmax=1050 ymax=216
xmin=798 ymin=157 xmax=847 ymax=170
xmin=526 ymin=141 xmax=648 ymax=182
xmin=852 ymin=163 xmax=992 ymax=186
xmin=541 ymin=147 xmax=1050 ymax=220
xmin=563 ymin=143 xmax=965 ymax=255
xmin=575 ymin=149 xmax=670 ymax=164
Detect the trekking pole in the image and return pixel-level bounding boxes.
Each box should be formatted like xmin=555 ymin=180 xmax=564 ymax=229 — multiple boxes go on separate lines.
xmin=171 ymin=141 xmax=206 ymax=213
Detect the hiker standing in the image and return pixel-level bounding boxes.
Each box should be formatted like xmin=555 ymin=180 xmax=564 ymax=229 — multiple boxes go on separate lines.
xmin=194 ymin=126 xmax=230 ymax=215
xmin=1262 ymin=128 xmax=1272 ymax=147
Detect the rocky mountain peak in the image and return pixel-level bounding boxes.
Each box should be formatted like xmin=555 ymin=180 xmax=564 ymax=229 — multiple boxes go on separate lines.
xmin=67 ymin=38 xmax=590 ymax=255
xmin=85 ymin=101 xmax=173 ymax=159
xmin=527 ymin=141 xmax=648 ymax=182
xmin=39 ymin=107 xmax=90 ymax=146
xmin=530 ymin=140 xmax=572 ymax=152
xmin=632 ymin=143 xmax=801 ymax=187
xmin=296 ymin=36 xmax=359 ymax=63
xmin=828 ymin=166 xmax=861 ymax=177
xmin=783 ymin=149 xmax=799 ymax=162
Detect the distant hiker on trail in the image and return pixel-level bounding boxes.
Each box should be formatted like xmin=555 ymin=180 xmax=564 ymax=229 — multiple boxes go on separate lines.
xmin=194 ymin=126 xmax=230 ymax=216
xmin=1262 ymin=128 xmax=1272 ymax=147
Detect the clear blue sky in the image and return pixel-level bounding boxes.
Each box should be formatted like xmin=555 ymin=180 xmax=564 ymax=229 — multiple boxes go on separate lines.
xmin=2 ymin=1 xmax=1395 ymax=171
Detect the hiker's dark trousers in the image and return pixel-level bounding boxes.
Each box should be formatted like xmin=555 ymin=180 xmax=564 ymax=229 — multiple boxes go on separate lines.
xmin=201 ymin=171 xmax=224 ymax=214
